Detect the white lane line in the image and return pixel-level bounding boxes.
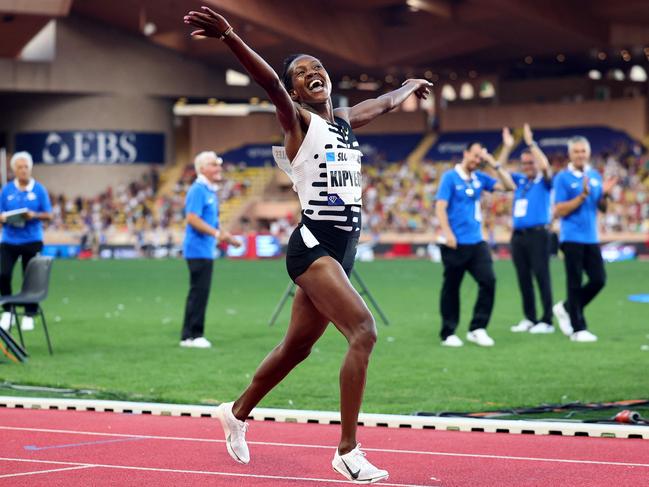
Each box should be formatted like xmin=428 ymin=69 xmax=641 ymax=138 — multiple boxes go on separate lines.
xmin=2 ymin=425 xmax=648 ymax=468
xmin=0 ymin=465 xmax=93 ymax=479
xmin=0 ymin=458 xmax=436 ymax=487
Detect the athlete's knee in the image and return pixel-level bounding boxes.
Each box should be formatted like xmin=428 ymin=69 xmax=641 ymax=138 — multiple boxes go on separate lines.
xmin=347 ymin=313 xmax=377 ymax=354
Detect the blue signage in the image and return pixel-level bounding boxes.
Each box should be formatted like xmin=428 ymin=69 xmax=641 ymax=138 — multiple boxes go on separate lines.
xmin=14 ymin=131 xmax=165 ymax=164
xmin=426 ymin=130 xmax=502 ymax=161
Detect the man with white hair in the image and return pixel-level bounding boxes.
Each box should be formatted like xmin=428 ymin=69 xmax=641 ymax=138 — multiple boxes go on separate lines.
xmin=0 ymin=151 xmax=52 ymax=332
xmin=552 ymin=136 xmax=617 ymax=342
xmin=180 ymin=151 xmax=239 ymax=348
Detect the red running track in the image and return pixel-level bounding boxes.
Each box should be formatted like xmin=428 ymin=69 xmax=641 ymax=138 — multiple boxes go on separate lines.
xmin=0 ymin=408 xmax=648 ymax=486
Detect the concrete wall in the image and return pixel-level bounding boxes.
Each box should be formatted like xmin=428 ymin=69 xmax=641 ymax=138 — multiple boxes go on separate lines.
xmin=0 ymin=15 xmax=263 ymax=99
xmin=189 ymin=113 xmax=281 ymax=156
xmin=440 ymin=97 xmax=648 ymax=140
xmin=0 ymin=93 xmax=173 ymax=197
xmin=189 ymin=109 xmax=430 ymax=157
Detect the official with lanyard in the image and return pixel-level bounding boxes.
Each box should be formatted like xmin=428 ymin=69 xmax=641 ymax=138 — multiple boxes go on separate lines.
xmin=552 ymin=136 xmax=617 ymax=343
xmin=180 ymin=151 xmax=239 ymax=349
xmin=435 ymin=141 xmax=515 ymax=347
xmin=500 ymin=125 xmax=555 ymax=334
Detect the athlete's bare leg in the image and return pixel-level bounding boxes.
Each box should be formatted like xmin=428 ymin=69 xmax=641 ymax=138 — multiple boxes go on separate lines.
xmin=232 ymin=286 xmax=329 ymax=419
xmin=231 ymin=256 xmax=376 ymax=455
xmin=295 ymin=257 xmax=377 ymax=455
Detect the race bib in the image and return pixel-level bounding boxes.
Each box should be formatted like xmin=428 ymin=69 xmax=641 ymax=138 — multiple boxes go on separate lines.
xmin=514 ymin=198 xmax=528 ymax=218
xmin=474 ymin=200 xmax=482 ymax=222
xmin=325 ymin=148 xmax=363 ymax=206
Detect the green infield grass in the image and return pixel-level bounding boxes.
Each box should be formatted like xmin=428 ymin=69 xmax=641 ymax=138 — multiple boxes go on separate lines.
xmin=1 ymin=258 xmax=648 ymax=418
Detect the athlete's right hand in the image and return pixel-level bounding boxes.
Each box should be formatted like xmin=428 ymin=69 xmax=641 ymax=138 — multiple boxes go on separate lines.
xmin=184 ymin=6 xmax=231 ymax=39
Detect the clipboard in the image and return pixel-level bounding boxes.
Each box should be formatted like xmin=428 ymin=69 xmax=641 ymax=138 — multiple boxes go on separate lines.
xmin=2 ymin=208 xmax=29 ymax=227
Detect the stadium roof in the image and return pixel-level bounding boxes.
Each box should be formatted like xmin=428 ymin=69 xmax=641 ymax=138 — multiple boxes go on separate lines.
xmin=1 ymin=0 xmax=648 ymax=79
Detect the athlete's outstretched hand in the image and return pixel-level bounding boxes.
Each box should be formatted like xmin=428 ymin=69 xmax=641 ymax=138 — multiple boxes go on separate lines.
xmin=184 ymin=6 xmax=232 ymax=38
xmin=402 ymin=79 xmax=434 ymax=99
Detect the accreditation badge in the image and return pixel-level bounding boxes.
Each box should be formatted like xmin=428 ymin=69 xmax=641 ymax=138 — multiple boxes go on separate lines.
xmin=514 ymin=199 xmax=528 ymax=218
xmin=325 ymin=148 xmax=363 ymax=206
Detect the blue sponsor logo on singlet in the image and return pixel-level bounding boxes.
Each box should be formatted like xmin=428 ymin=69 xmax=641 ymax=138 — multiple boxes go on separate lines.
xmin=326 ymin=152 xmax=336 ymax=162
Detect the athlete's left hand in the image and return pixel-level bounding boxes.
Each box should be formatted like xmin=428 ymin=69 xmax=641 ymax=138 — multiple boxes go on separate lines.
xmin=402 ymin=79 xmax=434 ymax=99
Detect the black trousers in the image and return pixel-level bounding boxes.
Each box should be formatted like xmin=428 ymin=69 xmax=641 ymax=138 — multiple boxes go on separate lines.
xmin=0 ymin=241 xmax=43 ymax=315
xmin=511 ymin=227 xmax=553 ymax=324
xmin=181 ymin=259 xmax=214 ymax=340
xmin=560 ymin=242 xmax=606 ymax=332
xmin=440 ymin=242 xmax=496 ymax=339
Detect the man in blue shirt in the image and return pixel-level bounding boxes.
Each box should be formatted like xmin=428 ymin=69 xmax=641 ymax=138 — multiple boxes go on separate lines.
xmin=501 ymin=125 xmax=555 ymax=334
xmin=0 ymin=151 xmax=52 ymax=333
xmin=180 ymin=151 xmax=239 ymax=349
xmin=552 ymin=136 xmax=617 ymax=343
xmin=435 ymin=141 xmax=515 ymax=347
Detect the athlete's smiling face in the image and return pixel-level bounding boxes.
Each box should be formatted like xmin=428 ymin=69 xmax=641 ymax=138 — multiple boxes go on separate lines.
xmin=288 ymin=55 xmax=331 ymax=105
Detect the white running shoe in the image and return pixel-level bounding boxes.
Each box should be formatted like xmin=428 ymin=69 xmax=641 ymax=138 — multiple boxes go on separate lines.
xmin=21 ymin=316 xmax=34 ymax=331
xmin=529 ymin=322 xmax=555 ymax=334
xmin=441 ymin=334 xmax=463 ymax=347
xmin=0 ymin=312 xmax=13 ymax=331
xmin=466 ymin=328 xmax=495 ymax=347
xmin=179 ymin=338 xmax=194 ymax=348
xmin=553 ymin=302 xmax=573 ymax=336
xmin=570 ymin=330 xmax=598 ymax=343
xmin=191 ymin=337 xmax=212 ymax=348
xmin=510 ymin=319 xmax=534 ymax=332
xmin=332 ymin=444 xmax=389 ymax=484
xmin=216 ymin=401 xmax=250 ymax=464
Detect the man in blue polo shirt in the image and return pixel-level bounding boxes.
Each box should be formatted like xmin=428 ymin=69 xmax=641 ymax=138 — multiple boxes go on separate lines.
xmin=0 ymin=151 xmax=52 ymax=332
xmin=501 ymin=125 xmax=555 ymax=334
xmin=552 ymin=136 xmax=617 ymax=343
xmin=435 ymin=141 xmax=515 ymax=347
xmin=180 ymin=151 xmax=239 ymax=349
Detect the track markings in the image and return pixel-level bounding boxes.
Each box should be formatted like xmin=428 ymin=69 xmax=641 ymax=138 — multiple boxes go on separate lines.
xmin=0 ymin=465 xmax=94 ymax=479
xmin=2 ymin=425 xmax=649 ymax=468
xmin=24 ymin=437 xmax=145 ymax=451
xmin=0 ymin=458 xmax=438 ymax=487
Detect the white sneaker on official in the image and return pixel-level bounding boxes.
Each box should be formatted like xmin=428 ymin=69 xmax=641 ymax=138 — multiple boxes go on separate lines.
xmin=191 ymin=337 xmax=212 ymax=348
xmin=0 ymin=312 xmax=13 ymax=331
xmin=179 ymin=339 xmax=194 ymax=348
xmin=510 ymin=319 xmax=534 ymax=332
xmin=553 ymin=302 xmax=573 ymax=336
xmin=529 ymin=322 xmax=555 ymax=334
xmin=20 ymin=316 xmax=34 ymax=331
xmin=216 ymin=401 xmax=250 ymax=464
xmin=332 ymin=444 xmax=389 ymax=484
xmin=466 ymin=328 xmax=495 ymax=347
xmin=441 ymin=335 xmax=463 ymax=347
xmin=570 ymin=330 xmax=598 ymax=342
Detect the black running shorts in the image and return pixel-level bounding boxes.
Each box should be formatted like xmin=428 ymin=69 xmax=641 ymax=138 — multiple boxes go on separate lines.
xmin=286 ymin=217 xmax=359 ymax=282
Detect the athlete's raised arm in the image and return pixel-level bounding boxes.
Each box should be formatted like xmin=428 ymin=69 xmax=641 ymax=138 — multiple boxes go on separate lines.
xmin=184 ymin=7 xmax=299 ymax=134
xmin=335 ymin=79 xmax=433 ymax=129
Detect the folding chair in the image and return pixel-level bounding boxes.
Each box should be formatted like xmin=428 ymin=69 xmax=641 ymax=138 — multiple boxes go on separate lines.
xmin=0 ymin=256 xmax=54 ymax=355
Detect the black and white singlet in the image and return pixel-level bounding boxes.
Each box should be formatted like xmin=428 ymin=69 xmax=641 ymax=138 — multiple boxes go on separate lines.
xmin=283 ymin=113 xmax=363 ymax=281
